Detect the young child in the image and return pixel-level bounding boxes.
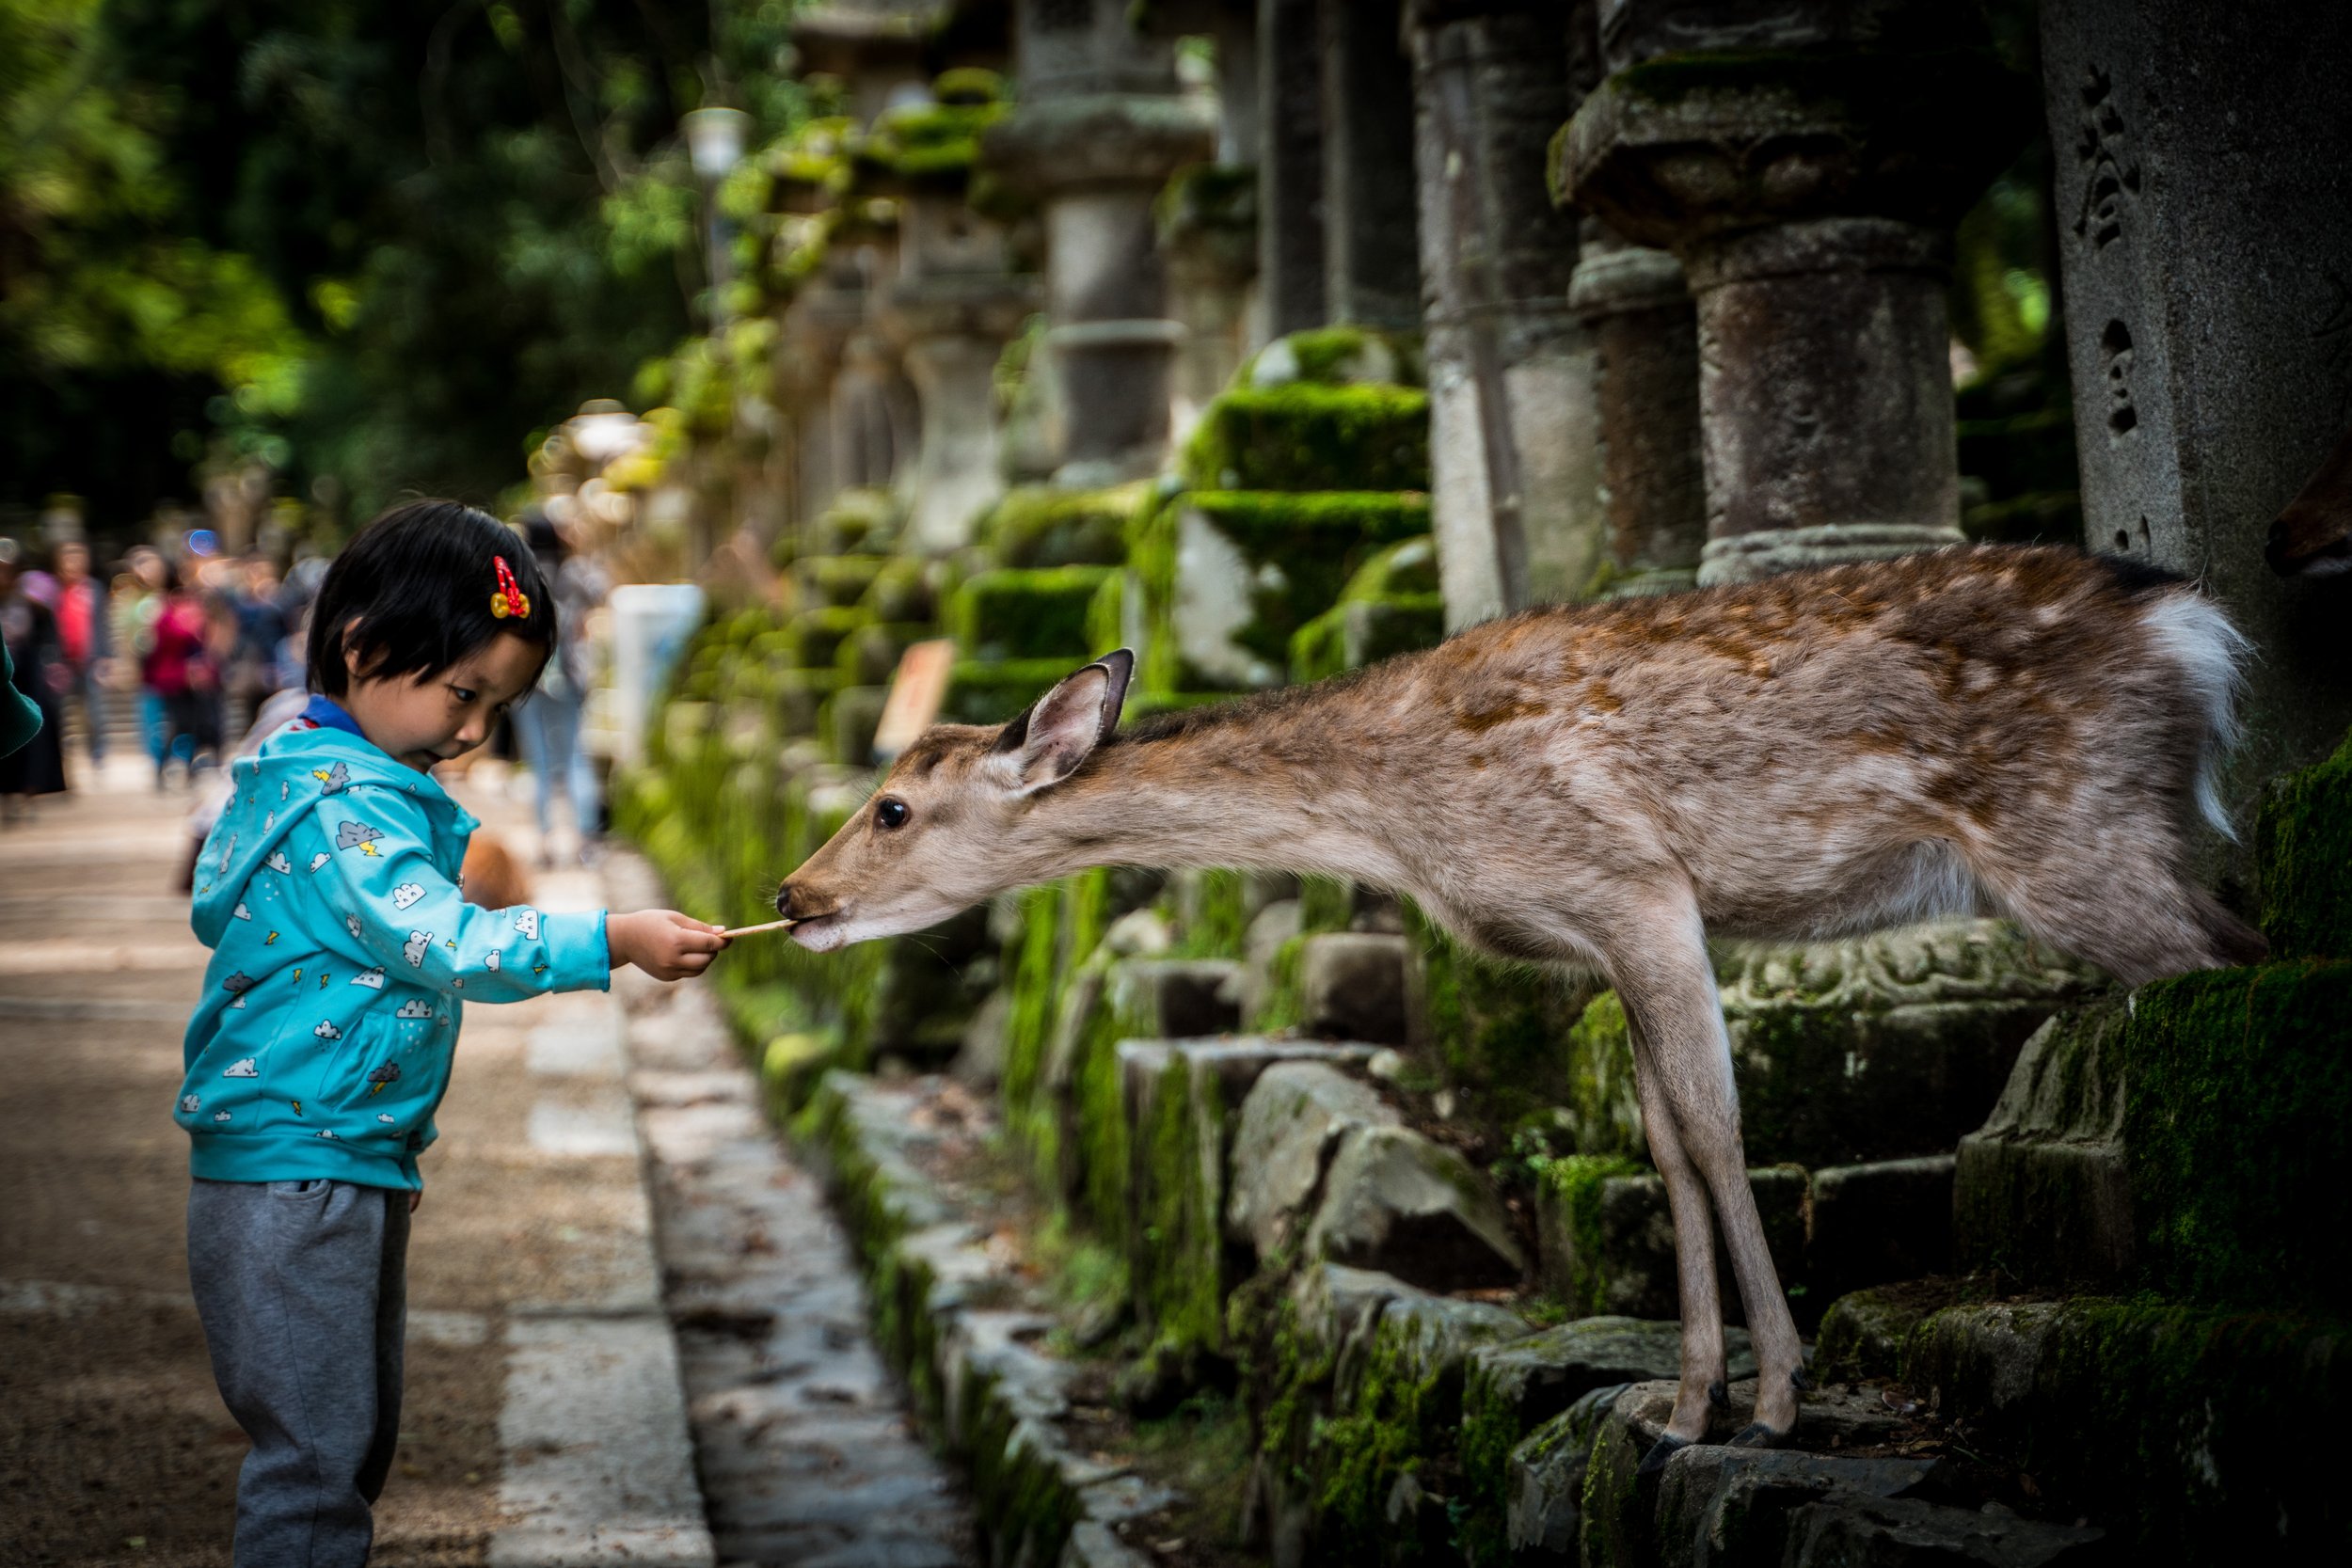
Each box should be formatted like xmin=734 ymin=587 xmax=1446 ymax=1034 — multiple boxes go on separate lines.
xmin=171 ymin=499 xmax=728 ymax=1564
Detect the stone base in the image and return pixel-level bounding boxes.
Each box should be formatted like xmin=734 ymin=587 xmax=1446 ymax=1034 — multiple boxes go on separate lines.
xmin=1695 ymin=522 xmax=1966 ymax=586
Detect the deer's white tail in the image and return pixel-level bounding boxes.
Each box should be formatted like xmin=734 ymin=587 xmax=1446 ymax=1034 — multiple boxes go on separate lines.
xmin=2139 ymin=590 xmax=2255 ymax=841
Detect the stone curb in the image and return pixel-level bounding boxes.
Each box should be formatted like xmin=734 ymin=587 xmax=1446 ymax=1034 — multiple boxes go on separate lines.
xmin=797 ymin=1069 xmax=1177 ymax=1568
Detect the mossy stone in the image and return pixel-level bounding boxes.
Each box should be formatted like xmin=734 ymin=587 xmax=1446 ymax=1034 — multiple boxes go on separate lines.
xmin=942 ymin=657 xmax=1073 ymax=725
xmin=796 ymin=553 xmax=891 ymax=610
xmin=2254 ymin=725 xmax=2352 ymax=959
xmin=946 ymin=566 xmax=1115 ymax=662
xmin=1180 ymin=385 xmax=1432 ymax=493
xmin=977 ymin=483 xmax=1143 ymax=568
xmin=1901 ymin=1297 xmax=2352 ymax=1560
xmin=786 ymin=605 xmax=871 ymax=672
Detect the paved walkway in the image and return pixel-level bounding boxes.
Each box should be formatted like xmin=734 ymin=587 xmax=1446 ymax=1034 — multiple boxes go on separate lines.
xmin=0 ymin=749 xmax=968 ymax=1568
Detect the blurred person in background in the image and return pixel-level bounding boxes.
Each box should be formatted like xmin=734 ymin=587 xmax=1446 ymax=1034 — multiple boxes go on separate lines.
xmin=513 ymin=507 xmax=609 ymax=864
xmin=143 ymin=560 xmax=219 ymax=785
xmin=117 ymin=546 xmax=171 ymax=778
xmin=52 ymin=541 xmax=114 ymax=768
xmin=231 ymin=556 xmax=290 ymax=714
xmin=0 ymin=542 xmax=70 ymax=820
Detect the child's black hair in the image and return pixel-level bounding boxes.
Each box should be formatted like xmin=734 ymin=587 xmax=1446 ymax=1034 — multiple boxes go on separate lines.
xmin=307 ymin=500 xmax=557 ymax=698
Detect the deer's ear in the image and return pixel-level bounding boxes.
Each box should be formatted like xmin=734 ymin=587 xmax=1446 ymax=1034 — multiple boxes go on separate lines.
xmin=992 ymin=650 xmax=1133 ymax=793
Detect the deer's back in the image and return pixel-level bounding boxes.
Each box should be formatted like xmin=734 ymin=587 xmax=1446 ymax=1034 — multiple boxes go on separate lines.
xmin=1343 ymin=545 xmax=2217 ymax=930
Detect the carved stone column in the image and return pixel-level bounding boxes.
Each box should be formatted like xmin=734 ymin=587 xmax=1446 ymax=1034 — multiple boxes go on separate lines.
xmin=2041 ymin=0 xmax=2352 ymax=806
xmin=1257 ymin=0 xmax=1327 ymax=339
xmin=871 ymin=85 xmax=1044 ymax=553
xmin=1568 ymin=221 xmax=1706 ymax=597
xmin=984 ymin=1 xmax=1215 ymax=483
xmin=1409 ymin=0 xmax=1599 ymax=627
xmin=1561 ymin=1 xmax=2033 ymax=585
xmin=1321 ymin=0 xmax=1422 ymax=330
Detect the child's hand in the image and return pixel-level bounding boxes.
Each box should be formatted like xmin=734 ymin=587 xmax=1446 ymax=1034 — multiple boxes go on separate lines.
xmin=608 ymin=910 xmax=730 ymax=981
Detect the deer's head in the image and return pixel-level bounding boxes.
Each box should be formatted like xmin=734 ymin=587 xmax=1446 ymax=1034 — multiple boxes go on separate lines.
xmin=774 ymin=651 xmax=1133 ymax=951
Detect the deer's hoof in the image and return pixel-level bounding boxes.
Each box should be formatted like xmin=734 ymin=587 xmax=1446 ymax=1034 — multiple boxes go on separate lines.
xmin=1728 ymin=1421 xmax=1793 ymax=1449
xmin=1636 ymin=1433 xmax=1693 ymax=1478
xmin=1708 ymin=1379 xmax=1729 ymax=1408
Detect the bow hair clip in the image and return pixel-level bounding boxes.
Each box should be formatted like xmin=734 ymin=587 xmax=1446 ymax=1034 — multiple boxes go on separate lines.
xmin=490 ymin=555 xmax=531 ymax=620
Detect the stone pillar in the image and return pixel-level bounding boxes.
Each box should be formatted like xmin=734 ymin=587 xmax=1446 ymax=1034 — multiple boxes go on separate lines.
xmin=1561 ymin=1 xmax=2033 ymax=586
xmin=1409 ymin=0 xmax=1600 ymax=628
xmin=2041 ymin=0 xmax=2352 ymax=800
xmin=1320 ymin=0 xmax=1422 ymax=330
xmin=1154 ymin=0 xmax=1263 ymax=420
xmin=984 ymin=1 xmax=1216 ymax=483
xmin=881 ymin=191 xmax=1041 ymax=551
xmin=1257 ymin=0 xmax=1327 ymax=339
xmin=1568 ymin=221 xmax=1707 ymax=597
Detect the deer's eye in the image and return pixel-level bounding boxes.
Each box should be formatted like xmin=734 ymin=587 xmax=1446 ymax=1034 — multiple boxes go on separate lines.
xmin=875 ymin=797 xmax=910 ymax=830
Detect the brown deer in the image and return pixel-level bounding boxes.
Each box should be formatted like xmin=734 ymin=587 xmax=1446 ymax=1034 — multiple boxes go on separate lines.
xmin=2268 ymin=419 xmax=2352 ymax=576
xmin=773 ymin=544 xmax=2265 ymax=1462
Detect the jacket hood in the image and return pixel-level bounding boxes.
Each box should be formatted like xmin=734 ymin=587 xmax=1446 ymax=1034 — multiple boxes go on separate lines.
xmin=191 ymin=726 xmax=475 ymax=948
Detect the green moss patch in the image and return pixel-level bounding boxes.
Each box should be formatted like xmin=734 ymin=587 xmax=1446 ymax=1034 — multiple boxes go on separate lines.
xmin=2255 ymin=726 xmax=2352 ymax=959
xmin=2120 ymin=960 xmax=2352 ymax=1309
xmin=946 ymin=566 xmax=1115 ymax=662
xmin=977 ymin=482 xmax=1145 ymax=568
xmin=942 ymin=657 xmax=1073 ymax=725
xmin=1180 ymin=385 xmax=1431 ymax=493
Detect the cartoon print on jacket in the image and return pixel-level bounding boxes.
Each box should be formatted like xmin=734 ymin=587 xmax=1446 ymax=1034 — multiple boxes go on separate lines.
xmin=174 ymin=723 xmax=610 ymax=1192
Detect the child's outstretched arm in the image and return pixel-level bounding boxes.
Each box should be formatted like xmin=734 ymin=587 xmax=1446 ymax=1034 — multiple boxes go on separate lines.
xmin=310 ymin=789 xmax=607 ymax=999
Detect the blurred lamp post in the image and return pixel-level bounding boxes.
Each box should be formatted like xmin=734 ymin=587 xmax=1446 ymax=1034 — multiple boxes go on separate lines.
xmin=682 ymin=107 xmax=752 ymax=328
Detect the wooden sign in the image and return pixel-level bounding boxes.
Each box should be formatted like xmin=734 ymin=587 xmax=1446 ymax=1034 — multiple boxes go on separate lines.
xmin=872 ymin=639 xmax=956 ymax=761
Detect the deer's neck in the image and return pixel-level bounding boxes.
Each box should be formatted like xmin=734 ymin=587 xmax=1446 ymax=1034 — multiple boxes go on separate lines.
xmin=1014 ymin=713 xmax=1406 ymax=889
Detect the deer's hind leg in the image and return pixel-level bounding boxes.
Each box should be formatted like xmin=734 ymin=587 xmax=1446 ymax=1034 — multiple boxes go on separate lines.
xmin=1965 ymin=820 xmax=2266 ymax=986
xmin=1606 ymin=891 xmax=1809 ymax=1451
xmin=1623 ymin=1008 xmax=1731 ymax=1468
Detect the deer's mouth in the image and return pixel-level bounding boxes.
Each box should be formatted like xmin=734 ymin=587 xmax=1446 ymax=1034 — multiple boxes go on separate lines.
xmin=787 ymin=908 xmax=849 ymax=951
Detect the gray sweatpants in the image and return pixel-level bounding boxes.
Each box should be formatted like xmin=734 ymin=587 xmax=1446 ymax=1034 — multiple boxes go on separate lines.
xmin=188 ymin=1178 xmax=410 ymax=1567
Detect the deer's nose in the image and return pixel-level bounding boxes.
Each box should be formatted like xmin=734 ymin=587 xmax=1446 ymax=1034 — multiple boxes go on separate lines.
xmin=774 ymin=882 xmax=795 ymax=917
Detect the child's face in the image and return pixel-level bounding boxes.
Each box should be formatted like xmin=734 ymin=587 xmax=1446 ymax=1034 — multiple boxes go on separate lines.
xmin=342 ymin=632 xmax=546 ymax=772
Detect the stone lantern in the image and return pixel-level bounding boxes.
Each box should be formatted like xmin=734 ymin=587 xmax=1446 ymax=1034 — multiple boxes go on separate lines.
xmin=982 ymin=0 xmax=1215 ymax=483
xmin=867 ymin=74 xmax=1045 ymax=552
xmin=1559 ymin=1 xmax=2034 ymax=585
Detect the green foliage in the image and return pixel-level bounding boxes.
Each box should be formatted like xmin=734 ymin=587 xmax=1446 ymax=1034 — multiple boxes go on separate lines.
xmin=2 ymin=0 xmax=811 ymax=529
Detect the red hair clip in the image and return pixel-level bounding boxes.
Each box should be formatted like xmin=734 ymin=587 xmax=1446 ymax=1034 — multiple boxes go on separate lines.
xmin=490 ymin=555 xmax=531 ymax=620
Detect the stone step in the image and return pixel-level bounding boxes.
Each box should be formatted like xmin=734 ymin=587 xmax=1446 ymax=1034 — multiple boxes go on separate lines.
xmin=1249 ymin=1263 xmax=1531 ymax=1568
xmin=1461 ymin=1317 xmax=1756 ymax=1567
xmin=1898 ymin=1297 xmax=2349 ymax=1561
xmin=1225 ymin=1059 xmax=1522 ymax=1294
xmin=1556 ymin=921 xmax=2102 ymax=1171
xmin=1954 ymin=961 xmax=2352 ymax=1307
xmin=1534 ymin=1158 xmax=1808 ymax=1325
xmin=1115 ymin=1038 xmax=1383 ymax=1386
xmin=796 ymin=1072 xmax=1191 ymax=1568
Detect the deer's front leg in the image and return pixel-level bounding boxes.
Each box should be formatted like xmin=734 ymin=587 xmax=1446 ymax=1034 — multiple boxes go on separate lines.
xmin=1624 ymin=1012 xmax=1728 ymax=1466
xmin=1609 ymin=899 xmax=1808 ymax=1450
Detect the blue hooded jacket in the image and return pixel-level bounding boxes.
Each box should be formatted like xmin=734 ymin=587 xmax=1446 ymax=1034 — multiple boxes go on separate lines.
xmin=173 ymin=708 xmax=609 ymax=1189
